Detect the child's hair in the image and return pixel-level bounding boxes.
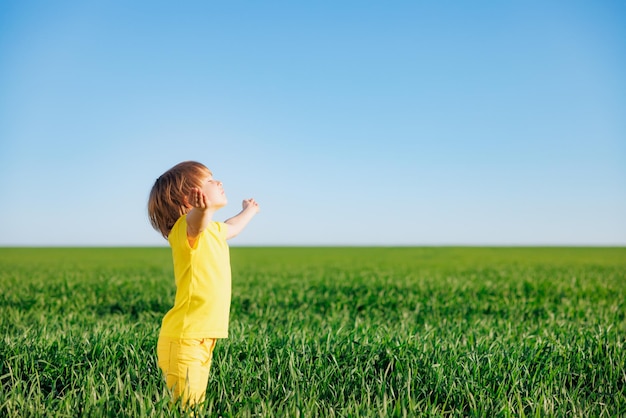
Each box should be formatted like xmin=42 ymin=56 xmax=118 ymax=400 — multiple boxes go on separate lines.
xmin=148 ymin=161 xmax=212 ymax=239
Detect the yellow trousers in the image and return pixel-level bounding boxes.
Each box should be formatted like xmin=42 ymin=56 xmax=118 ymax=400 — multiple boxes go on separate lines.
xmin=157 ymin=336 xmax=217 ymax=406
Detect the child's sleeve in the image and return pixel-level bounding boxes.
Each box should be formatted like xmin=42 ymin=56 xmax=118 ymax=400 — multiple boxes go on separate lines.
xmin=168 ymin=215 xmax=188 ymax=249
xmin=215 ymin=221 xmax=229 ymax=240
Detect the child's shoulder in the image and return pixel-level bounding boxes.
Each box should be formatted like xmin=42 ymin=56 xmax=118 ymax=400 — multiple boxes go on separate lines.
xmin=207 ymin=220 xmax=227 ymax=234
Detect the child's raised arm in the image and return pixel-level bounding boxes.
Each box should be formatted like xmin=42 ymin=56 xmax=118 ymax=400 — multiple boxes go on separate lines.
xmin=186 ymin=187 xmax=213 ymax=245
xmin=224 ymin=198 xmax=260 ymax=240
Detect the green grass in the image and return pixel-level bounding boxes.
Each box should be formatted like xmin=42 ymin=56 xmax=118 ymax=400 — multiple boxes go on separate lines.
xmin=1 ymin=247 xmax=625 ymax=417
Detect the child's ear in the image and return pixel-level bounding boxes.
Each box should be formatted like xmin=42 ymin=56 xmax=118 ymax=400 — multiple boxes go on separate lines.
xmin=182 ymin=195 xmax=192 ymax=209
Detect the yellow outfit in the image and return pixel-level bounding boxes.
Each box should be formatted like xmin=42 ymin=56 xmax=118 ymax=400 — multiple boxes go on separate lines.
xmin=157 ymin=215 xmax=231 ymax=405
xmin=157 ymin=337 xmax=216 ymax=405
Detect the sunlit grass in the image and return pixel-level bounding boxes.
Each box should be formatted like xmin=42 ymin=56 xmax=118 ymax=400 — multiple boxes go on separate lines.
xmin=1 ymin=247 xmax=625 ymax=416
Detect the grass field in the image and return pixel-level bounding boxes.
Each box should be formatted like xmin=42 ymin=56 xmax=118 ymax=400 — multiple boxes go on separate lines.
xmin=0 ymin=246 xmax=625 ymax=417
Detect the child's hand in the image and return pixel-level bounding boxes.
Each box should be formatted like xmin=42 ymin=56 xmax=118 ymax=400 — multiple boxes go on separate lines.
xmin=224 ymin=198 xmax=260 ymax=239
xmin=188 ymin=187 xmax=210 ymax=210
xmin=242 ymin=198 xmax=260 ymax=213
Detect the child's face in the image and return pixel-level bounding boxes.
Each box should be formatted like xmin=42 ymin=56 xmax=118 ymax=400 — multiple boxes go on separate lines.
xmin=200 ymin=174 xmax=227 ymax=208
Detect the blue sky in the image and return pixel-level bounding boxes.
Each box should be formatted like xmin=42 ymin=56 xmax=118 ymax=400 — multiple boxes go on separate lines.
xmin=1 ymin=1 xmax=625 ymax=246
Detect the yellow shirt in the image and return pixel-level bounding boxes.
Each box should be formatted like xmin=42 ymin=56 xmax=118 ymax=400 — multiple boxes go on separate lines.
xmin=160 ymin=215 xmax=231 ymax=338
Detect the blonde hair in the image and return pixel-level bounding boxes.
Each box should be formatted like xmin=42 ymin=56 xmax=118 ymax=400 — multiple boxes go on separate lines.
xmin=148 ymin=161 xmax=212 ymax=239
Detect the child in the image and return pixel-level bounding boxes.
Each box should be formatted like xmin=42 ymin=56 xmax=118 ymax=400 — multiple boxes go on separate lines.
xmin=147 ymin=161 xmax=259 ymax=407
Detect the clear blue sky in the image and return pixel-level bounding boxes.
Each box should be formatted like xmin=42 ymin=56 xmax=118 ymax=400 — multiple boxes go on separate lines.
xmin=1 ymin=1 xmax=625 ymax=246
